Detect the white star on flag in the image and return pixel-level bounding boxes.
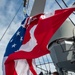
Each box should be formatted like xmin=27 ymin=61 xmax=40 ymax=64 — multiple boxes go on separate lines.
xmin=10 ymin=39 xmax=13 ymax=42
xmin=20 ymin=37 xmax=23 ymax=41
xmin=12 ymin=44 xmax=16 ymax=48
xmin=17 ymin=31 xmax=20 ymax=36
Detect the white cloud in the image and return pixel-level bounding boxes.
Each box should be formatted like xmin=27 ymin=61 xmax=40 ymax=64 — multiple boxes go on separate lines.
xmin=0 ymin=0 xmax=23 ymax=27
xmin=0 ymin=21 xmax=21 ymax=74
xmin=0 ymin=0 xmax=7 ymax=7
xmin=25 ymin=0 xmax=34 ymax=15
xmin=6 ymin=1 xmax=16 ymax=17
xmin=44 ymin=0 xmax=62 ymax=13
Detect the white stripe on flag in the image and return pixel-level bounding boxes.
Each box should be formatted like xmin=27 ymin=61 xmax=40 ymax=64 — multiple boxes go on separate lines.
xmin=15 ymin=59 xmax=36 ymax=75
xmin=19 ymin=25 xmax=37 ymax=52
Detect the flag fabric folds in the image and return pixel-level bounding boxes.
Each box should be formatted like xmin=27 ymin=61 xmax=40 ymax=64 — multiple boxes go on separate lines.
xmin=3 ymin=7 xmax=75 ymax=75
xmin=3 ymin=15 xmax=37 ymax=75
xmin=5 ymin=7 xmax=75 ymax=60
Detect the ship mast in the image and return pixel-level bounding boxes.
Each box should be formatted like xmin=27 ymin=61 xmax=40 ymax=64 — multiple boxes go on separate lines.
xmin=30 ymin=0 xmax=46 ymax=16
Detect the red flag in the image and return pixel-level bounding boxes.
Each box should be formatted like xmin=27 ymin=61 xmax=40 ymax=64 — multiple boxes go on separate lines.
xmin=6 ymin=7 xmax=75 ymax=60
xmin=35 ymin=7 xmax=75 ymax=52
xmin=5 ymin=7 xmax=75 ymax=75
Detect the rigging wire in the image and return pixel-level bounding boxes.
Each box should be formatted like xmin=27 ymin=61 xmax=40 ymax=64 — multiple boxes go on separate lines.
xmin=41 ymin=56 xmax=48 ymax=72
xmin=55 ymin=0 xmax=75 ymax=26
xmin=36 ymin=66 xmax=47 ymax=72
xmin=55 ymin=0 xmax=62 ymax=9
xmin=45 ymin=54 xmax=51 ymax=72
xmin=62 ymin=0 xmax=75 ymax=15
xmin=62 ymin=0 xmax=68 ymax=7
xmin=36 ymin=61 xmax=53 ymax=66
xmin=0 ymin=2 xmax=22 ymax=42
xmin=36 ymin=55 xmax=52 ymax=74
xmin=34 ymin=59 xmax=39 ymax=73
xmin=37 ymin=58 xmax=43 ymax=72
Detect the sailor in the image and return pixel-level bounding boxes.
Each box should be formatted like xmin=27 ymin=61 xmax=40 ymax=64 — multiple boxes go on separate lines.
xmin=39 ymin=72 xmax=43 ymax=75
xmin=53 ymin=71 xmax=59 ymax=75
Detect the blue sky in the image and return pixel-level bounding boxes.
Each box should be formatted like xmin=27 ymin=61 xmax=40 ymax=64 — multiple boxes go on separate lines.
xmin=0 ymin=0 xmax=75 ymax=74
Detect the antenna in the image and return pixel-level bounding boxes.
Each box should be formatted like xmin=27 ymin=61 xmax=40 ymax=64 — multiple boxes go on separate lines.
xmin=23 ymin=0 xmax=29 ymax=7
xmin=23 ymin=0 xmax=29 ymax=15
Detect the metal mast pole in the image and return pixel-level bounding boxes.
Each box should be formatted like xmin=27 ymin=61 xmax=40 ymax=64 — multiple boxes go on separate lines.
xmin=30 ymin=0 xmax=46 ymax=16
